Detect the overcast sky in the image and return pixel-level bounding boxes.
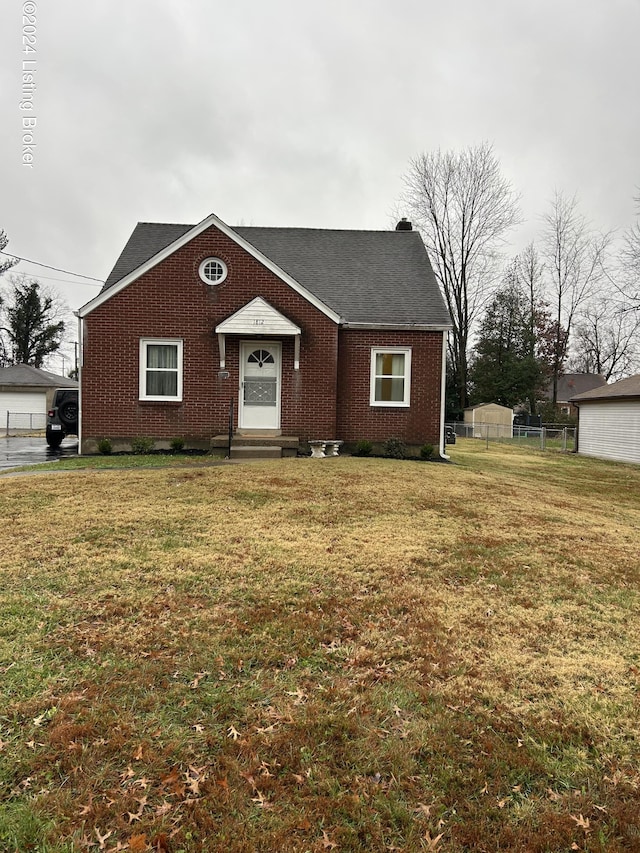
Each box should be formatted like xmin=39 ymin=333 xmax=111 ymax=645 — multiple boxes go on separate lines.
xmin=1 ymin=0 xmax=639 ymax=372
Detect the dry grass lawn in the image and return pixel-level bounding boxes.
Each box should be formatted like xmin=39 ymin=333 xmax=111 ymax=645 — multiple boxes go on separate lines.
xmin=1 ymin=441 xmax=639 ymax=852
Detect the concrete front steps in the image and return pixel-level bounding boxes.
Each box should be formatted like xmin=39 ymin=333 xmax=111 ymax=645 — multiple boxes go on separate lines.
xmin=211 ymin=433 xmax=300 ymax=460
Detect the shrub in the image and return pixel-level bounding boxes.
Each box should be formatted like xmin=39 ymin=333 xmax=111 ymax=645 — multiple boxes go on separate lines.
xmin=131 ymin=436 xmax=155 ymax=455
xmin=354 ymin=439 xmax=373 ymax=457
xmin=170 ymin=437 xmax=185 ymax=452
xmin=383 ymin=437 xmax=407 ymax=459
xmin=97 ymin=438 xmax=112 ymax=455
xmin=420 ymin=443 xmax=435 ymax=460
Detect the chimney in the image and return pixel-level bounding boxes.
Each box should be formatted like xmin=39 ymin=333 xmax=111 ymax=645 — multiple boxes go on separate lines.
xmin=395 ymin=217 xmax=412 ymax=231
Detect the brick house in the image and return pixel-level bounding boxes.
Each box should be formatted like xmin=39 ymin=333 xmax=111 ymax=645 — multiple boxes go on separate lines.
xmin=77 ymin=213 xmax=452 ymax=456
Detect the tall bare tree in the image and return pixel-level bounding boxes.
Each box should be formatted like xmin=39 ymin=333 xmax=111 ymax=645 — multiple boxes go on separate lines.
xmin=619 ymin=196 xmax=640 ymax=311
xmin=569 ymin=298 xmax=640 ymax=380
xmin=0 ymin=230 xmax=19 ymax=278
xmin=401 ymin=142 xmax=521 ymax=414
xmin=540 ymin=191 xmax=610 ymax=404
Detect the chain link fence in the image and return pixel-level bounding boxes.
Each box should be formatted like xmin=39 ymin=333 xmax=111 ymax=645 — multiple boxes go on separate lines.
xmin=3 ymin=411 xmax=47 ymax=436
xmin=448 ymin=422 xmax=576 ymax=452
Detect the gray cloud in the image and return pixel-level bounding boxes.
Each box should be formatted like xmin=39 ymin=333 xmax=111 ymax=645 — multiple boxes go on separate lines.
xmin=2 ymin=0 xmax=639 ymax=374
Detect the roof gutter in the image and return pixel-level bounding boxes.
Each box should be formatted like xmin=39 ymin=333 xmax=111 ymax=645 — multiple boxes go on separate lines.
xmin=341 ymin=322 xmax=453 ymax=331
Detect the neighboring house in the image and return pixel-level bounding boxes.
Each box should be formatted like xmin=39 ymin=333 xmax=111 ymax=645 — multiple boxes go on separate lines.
xmin=463 ymin=403 xmax=514 ymax=438
xmin=77 ymin=213 xmax=452 ymax=456
xmin=0 ymin=364 xmax=77 ymax=433
xmin=570 ymin=374 xmax=640 ymax=465
xmin=543 ymin=373 xmax=607 ymax=417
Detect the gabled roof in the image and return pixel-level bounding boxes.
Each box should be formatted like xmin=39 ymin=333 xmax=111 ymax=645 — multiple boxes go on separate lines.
xmin=544 ymin=373 xmax=607 ymax=402
xmin=86 ymin=214 xmax=451 ymax=329
xmin=570 ymin=373 xmax=640 ymax=402
xmin=0 ymin=364 xmax=78 ymax=388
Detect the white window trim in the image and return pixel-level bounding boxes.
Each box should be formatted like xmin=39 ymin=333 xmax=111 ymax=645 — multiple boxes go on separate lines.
xmin=139 ymin=338 xmax=184 ymax=401
xmin=370 ymin=347 xmax=412 ymax=407
xmin=198 ymin=257 xmax=228 ymax=286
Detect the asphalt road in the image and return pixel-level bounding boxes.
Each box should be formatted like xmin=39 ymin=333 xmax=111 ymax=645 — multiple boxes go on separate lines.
xmin=0 ymin=435 xmax=79 ymax=470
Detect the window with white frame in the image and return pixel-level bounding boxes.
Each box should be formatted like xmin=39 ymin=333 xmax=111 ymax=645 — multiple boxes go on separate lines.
xmin=370 ymin=348 xmax=411 ymax=406
xmin=139 ymin=339 xmax=183 ymax=401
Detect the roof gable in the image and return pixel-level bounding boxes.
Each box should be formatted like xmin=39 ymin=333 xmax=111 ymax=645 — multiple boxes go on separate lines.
xmin=79 ymin=213 xmax=341 ymax=323
xmin=216 ymin=297 xmax=301 ymax=335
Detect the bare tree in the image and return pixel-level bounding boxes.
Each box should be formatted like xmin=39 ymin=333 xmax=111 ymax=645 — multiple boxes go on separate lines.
xmin=619 ymin=196 xmax=640 ymax=310
xmin=0 ymin=230 xmax=19 ymax=278
xmin=540 ymin=191 xmax=611 ymax=404
xmin=569 ymin=298 xmax=640 ymax=380
xmin=400 ymin=142 xmax=521 ymax=413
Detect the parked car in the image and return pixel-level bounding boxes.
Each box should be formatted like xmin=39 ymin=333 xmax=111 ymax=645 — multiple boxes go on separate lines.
xmin=445 ymin=425 xmax=456 ymax=445
xmin=46 ymin=389 xmax=78 ymax=448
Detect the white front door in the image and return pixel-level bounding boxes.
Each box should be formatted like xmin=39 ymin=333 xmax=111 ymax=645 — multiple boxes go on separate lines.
xmin=239 ymin=341 xmax=281 ymax=430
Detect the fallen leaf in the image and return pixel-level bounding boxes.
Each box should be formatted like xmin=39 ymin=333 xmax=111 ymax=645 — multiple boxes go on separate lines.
xmin=94 ymin=827 xmax=112 ymax=849
xmin=227 ymin=725 xmax=241 ymax=740
xmin=424 ymin=831 xmax=444 ymax=851
xmin=251 ymin=790 xmax=273 ymax=809
xmin=321 ymin=830 xmax=337 ymax=849
xmin=128 ymin=834 xmax=149 ymax=852
xmin=570 ymin=814 xmax=591 ymax=831
xmin=132 ymin=744 xmax=144 ymax=761
xmin=413 ymin=803 xmax=432 ymax=818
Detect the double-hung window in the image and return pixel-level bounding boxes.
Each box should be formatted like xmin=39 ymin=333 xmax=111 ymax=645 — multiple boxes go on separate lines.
xmin=370 ymin=347 xmax=411 ymax=407
xmin=139 ymin=339 xmax=183 ymax=401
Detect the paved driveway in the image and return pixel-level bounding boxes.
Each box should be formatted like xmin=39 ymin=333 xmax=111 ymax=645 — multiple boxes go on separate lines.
xmin=0 ymin=435 xmax=78 ymax=470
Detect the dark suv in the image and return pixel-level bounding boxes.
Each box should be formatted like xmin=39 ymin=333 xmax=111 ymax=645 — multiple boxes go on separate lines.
xmin=46 ymin=388 xmax=78 ymax=448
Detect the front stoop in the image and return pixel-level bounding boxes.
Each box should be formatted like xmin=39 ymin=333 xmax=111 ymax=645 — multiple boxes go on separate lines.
xmin=230 ymin=445 xmax=283 ymax=460
xmin=211 ymin=434 xmax=300 ymax=459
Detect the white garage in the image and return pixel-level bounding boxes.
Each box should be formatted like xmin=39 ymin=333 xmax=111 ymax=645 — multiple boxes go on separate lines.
xmin=571 ymin=374 xmax=640 ymax=465
xmin=0 ymin=364 xmax=77 ymax=434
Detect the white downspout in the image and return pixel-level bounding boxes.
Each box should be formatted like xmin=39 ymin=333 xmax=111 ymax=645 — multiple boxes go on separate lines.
xmin=75 ymin=311 xmax=83 ymax=455
xmin=439 ymin=330 xmax=449 ymax=460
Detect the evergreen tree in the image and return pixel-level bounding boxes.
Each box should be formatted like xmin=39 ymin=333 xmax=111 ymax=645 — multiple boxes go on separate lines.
xmin=469 ymin=282 xmax=561 ymax=410
xmin=1 ymin=275 xmax=65 ymax=367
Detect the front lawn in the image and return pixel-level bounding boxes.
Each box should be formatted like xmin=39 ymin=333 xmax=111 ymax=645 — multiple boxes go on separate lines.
xmin=1 ymin=442 xmax=639 ymax=851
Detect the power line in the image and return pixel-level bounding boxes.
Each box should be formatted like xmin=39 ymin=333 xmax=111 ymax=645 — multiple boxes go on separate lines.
xmin=0 ymin=251 xmax=104 ymax=283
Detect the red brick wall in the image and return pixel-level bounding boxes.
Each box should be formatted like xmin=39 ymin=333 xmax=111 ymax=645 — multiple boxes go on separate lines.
xmin=336 ymin=329 xmax=444 ymax=445
xmin=81 ymin=224 xmax=339 ymax=448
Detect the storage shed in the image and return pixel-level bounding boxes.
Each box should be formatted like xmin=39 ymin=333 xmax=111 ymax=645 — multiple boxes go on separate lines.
xmin=463 ymin=403 xmax=514 ymax=438
xmin=570 ymin=374 xmax=640 ymax=465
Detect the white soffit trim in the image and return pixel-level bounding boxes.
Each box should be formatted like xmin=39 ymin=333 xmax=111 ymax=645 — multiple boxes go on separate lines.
xmin=77 ymin=212 xmax=342 ymax=322
xmin=215 ymin=297 xmax=301 ymax=335
xmin=342 ymin=322 xmax=453 ymax=331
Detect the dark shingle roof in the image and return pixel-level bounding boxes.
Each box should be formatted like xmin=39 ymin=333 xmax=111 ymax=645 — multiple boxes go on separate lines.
xmin=0 ymin=364 xmax=78 ymax=388
xmin=101 ymin=221 xmax=451 ymax=327
xmin=570 ymin=373 xmax=640 ymax=402
xmin=544 ymin=373 xmax=607 ymax=402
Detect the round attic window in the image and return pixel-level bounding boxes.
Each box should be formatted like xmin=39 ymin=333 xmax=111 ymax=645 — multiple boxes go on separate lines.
xmin=199 ymin=257 xmax=228 ymax=285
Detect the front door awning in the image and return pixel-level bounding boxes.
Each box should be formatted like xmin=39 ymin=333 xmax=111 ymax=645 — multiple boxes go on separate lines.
xmin=215 ymin=297 xmax=302 ymax=370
